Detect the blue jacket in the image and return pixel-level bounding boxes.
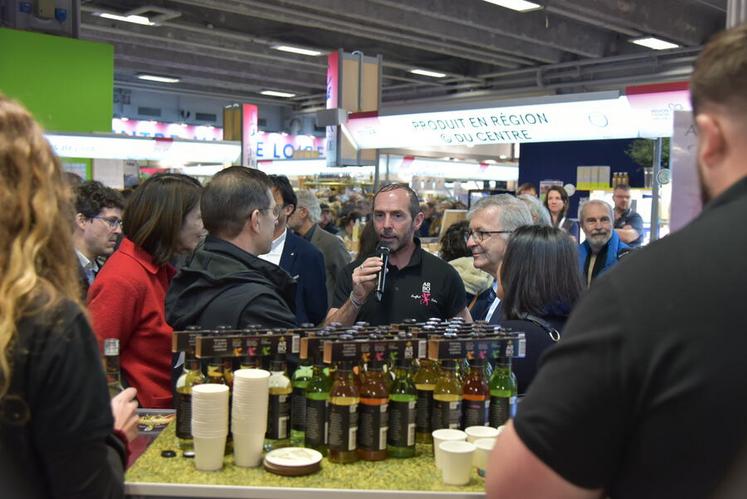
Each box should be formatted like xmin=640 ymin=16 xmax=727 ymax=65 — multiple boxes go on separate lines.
xmin=279 ymin=230 xmax=328 ymax=325
xmin=578 ymin=230 xmax=630 ymax=279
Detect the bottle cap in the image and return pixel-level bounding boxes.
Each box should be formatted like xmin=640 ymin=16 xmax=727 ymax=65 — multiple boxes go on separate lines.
xmin=103 ymin=338 xmax=119 ymax=356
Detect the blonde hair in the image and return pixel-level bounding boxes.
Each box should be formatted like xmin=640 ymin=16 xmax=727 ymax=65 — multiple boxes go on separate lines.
xmin=0 ymin=94 xmax=81 ymax=398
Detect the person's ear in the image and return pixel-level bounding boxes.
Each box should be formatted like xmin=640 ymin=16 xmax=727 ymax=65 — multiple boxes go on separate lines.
xmin=74 ymin=213 xmax=88 ymax=231
xmin=696 ymin=113 xmax=726 ymax=175
xmin=413 ymin=211 xmax=425 ymax=231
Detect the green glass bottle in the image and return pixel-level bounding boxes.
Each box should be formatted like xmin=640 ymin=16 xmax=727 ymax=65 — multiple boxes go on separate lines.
xmin=175 ymin=352 xmax=206 ymax=451
xmin=290 ymin=355 xmax=313 ymax=446
xmin=431 ymin=359 xmax=463 ymax=431
xmin=304 ymin=351 xmax=332 ymax=455
xmin=387 ymin=357 xmax=417 ymax=458
xmin=488 ymin=356 xmax=517 ymax=428
xmin=328 ymin=361 xmax=359 ymax=464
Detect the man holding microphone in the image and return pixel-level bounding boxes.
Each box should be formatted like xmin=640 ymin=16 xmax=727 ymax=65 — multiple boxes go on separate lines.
xmin=326 ymin=183 xmax=471 ymax=326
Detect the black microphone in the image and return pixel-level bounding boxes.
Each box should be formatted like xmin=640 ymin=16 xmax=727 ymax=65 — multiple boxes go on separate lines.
xmin=375 ymin=245 xmax=390 ymax=302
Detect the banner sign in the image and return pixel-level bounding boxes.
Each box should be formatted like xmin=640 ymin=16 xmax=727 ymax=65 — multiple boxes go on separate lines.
xmin=112 ymin=118 xmax=223 ymax=141
xmin=344 ymin=90 xmax=692 ymax=149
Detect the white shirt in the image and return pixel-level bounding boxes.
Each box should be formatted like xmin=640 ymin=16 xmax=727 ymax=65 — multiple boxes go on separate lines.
xmin=259 ymin=227 xmax=287 ymax=266
xmin=485 ymin=280 xmax=501 ymax=322
xmin=76 ymin=249 xmax=99 ymax=285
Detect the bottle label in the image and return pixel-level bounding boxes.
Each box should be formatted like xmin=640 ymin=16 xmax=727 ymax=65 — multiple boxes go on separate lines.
xmin=328 ymin=403 xmax=358 ymax=452
xmin=304 ymin=398 xmax=328 ymax=447
xmin=291 ymin=386 xmax=306 ymax=432
xmin=431 ymin=399 xmax=462 ymax=430
xmin=415 ymin=389 xmax=433 ymax=434
xmin=175 ymin=392 xmax=192 ymax=439
xmin=358 ymin=401 xmax=388 ymax=451
xmin=267 ymin=394 xmax=290 ymax=439
xmin=489 ymin=395 xmax=516 ymax=427
xmin=388 ymin=400 xmax=416 ymax=448
xmin=462 ymin=399 xmax=489 ymax=428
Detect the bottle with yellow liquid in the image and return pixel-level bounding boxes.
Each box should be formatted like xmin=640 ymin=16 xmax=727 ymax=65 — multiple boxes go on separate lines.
xmin=431 ymin=360 xmax=463 ymax=431
xmin=328 ymin=361 xmax=359 ymax=464
xmin=175 ymin=351 xmax=206 ymax=451
xmin=304 ymin=351 xmax=332 ymax=455
xmin=266 ymin=357 xmax=292 ymax=450
xmin=413 ymin=358 xmax=439 ymax=443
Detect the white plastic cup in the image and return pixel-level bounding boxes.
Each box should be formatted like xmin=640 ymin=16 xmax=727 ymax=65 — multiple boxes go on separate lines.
xmin=440 ymin=440 xmax=476 ymax=485
xmin=193 ymin=435 xmax=227 ymax=471
xmin=465 ymin=425 xmax=500 ymax=443
xmin=472 ymin=438 xmax=495 ymax=477
xmin=232 ymin=431 xmax=266 ymax=467
xmin=432 ymin=428 xmax=467 ymax=469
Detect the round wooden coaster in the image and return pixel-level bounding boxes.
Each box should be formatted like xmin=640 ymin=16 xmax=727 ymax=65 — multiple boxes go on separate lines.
xmin=263 ymin=458 xmax=321 ymax=476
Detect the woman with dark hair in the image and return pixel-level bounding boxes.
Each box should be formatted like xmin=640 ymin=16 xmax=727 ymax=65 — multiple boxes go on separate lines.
xmin=0 ymin=94 xmax=138 ymax=498
xmin=439 ymin=220 xmax=493 ymax=305
xmin=543 ymin=185 xmax=579 ymax=240
xmin=498 ymin=225 xmax=583 ymax=394
xmin=88 ymin=173 xmax=204 ymax=408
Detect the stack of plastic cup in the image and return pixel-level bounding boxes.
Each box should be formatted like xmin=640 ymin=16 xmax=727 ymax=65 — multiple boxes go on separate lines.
xmin=191 ymin=384 xmax=230 ymax=471
xmin=231 ymin=368 xmax=270 ymax=467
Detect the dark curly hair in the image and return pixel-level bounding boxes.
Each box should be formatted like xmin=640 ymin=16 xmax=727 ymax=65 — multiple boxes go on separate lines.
xmin=74 ymin=180 xmax=124 ymax=218
xmin=439 ymin=220 xmax=471 ymax=262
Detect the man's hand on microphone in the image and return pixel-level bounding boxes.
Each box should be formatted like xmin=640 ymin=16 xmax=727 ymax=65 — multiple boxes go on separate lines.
xmin=351 ymin=256 xmax=383 ymax=305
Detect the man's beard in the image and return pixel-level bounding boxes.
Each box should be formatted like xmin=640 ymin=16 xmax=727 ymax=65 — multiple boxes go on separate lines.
xmin=377 ymin=225 xmax=414 ymax=254
xmin=587 ymin=232 xmax=610 ymax=252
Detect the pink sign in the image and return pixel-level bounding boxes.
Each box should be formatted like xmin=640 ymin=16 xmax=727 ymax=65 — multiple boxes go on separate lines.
xmin=112 ymin=118 xmax=223 ymax=141
xmin=242 ymin=103 xmax=259 ymax=167
xmin=326 ymin=50 xmax=340 ymax=166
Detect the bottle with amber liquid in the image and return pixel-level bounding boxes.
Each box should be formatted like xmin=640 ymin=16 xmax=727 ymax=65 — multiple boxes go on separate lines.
xmin=413 ymin=358 xmax=439 ymax=443
xmin=328 ymin=361 xmax=359 ymax=464
xmin=461 ymin=358 xmax=489 ymax=428
xmin=387 ymin=357 xmax=417 ymax=458
xmin=103 ymin=338 xmax=125 ymax=398
xmin=304 ymin=351 xmax=332 ymax=455
xmin=266 ymin=357 xmax=292 ymax=450
xmin=175 ymin=351 xmax=206 ymax=450
xmin=357 ymin=360 xmax=389 ymax=461
xmin=431 ymin=359 xmax=462 ymax=431
xmin=489 ymin=356 xmax=517 ymax=428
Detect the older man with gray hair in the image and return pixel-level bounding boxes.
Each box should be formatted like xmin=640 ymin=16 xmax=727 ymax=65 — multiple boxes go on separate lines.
xmin=578 ymin=199 xmax=630 ymax=287
xmin=467 ymin=194 xmax=533 ymax=324
xmin=288 ymin=189 xmax=351 ymax=306
xmin=518 ymin=194 xmax=552 ymax=226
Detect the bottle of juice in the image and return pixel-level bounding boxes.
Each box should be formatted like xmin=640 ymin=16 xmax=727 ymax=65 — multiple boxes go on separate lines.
xmin=357 ymin=360 xmax=389 ymax=461
xmin=387 ymin=357 xmax=417 ymax=458
xmin=461 ymin=358 xmax=489 ymax=428
xmin=265 ymin=357 xmax=292 ymax=450
xmin=488 ymin=356 xmax=517 ymax=428
xmin=175 ymin=350 xmax=206 ymax=451
xmin=328 ymin=361 xmax=359 ymax=464
xmin=290 ymin=354 xmax=313 ymax=446
xmin=304 ymin=351 xmax=332 ymax=455
xmin=431 ymin=359 xmax=462 ymax=431
xmin=413 ymin=358 xmax=439 ymax=443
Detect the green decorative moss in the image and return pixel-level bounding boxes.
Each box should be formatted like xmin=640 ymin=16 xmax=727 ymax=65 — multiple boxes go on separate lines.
xmin=127 ymin=424 xmax=485 ymax=493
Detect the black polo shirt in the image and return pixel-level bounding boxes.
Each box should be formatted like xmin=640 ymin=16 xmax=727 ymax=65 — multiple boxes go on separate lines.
xmin=614 ymin=208 xmax=644 ymax=247
xmin=332 ymin=240 xmax=466 ymax=326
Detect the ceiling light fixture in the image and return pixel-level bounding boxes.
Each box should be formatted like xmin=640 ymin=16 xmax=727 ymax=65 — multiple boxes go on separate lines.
xmin=95 ymin=12 xmax=155 ymax=25
xmin=261 ymin=90 xmax=297 ymax=98
xmin=272 ymin=45 xmax=323 ymax=56
xmin=481 ymin=0 xmax=542 ymax=13
xmin=630 ymin=37 xmax=680 ymax=50
xmin=137 ymin=73 xmax=181 ymax=83
xmin=410 ymin=68 xmax=447 ymax=78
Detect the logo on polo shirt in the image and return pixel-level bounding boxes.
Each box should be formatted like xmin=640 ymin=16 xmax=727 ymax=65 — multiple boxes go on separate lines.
xmin=410 ymin=281 xmax=437 ymax=306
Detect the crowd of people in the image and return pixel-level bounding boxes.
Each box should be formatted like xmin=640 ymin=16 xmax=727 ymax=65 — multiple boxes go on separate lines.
xmin=1 ymin=21 xmax=747 ymax=499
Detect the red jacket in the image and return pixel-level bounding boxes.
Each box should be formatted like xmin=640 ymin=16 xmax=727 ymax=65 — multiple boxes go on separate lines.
xmin=88 ymin=238 xmax=176 ymax=408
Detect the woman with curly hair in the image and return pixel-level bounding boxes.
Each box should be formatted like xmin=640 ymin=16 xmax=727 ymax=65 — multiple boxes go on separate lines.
xmin=0 ymin=94 xmax=137 ymax=498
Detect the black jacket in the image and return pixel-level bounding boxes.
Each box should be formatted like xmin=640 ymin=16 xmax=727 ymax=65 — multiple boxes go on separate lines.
xmin=166 ymin=235 xmax=297 ymax=330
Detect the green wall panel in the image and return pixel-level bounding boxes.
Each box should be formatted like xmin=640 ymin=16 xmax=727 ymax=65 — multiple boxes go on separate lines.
xmin=0 ymin=28 xmax=113 ymax=133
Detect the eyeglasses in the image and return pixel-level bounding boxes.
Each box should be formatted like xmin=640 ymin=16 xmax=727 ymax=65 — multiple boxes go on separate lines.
xmin=261 ymin=205 xmax=282 ymax=218
xmin=92 ymin=216 xmax=123 ymax=229
xmin=464 ymin=229 xmax=513 ymax=243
